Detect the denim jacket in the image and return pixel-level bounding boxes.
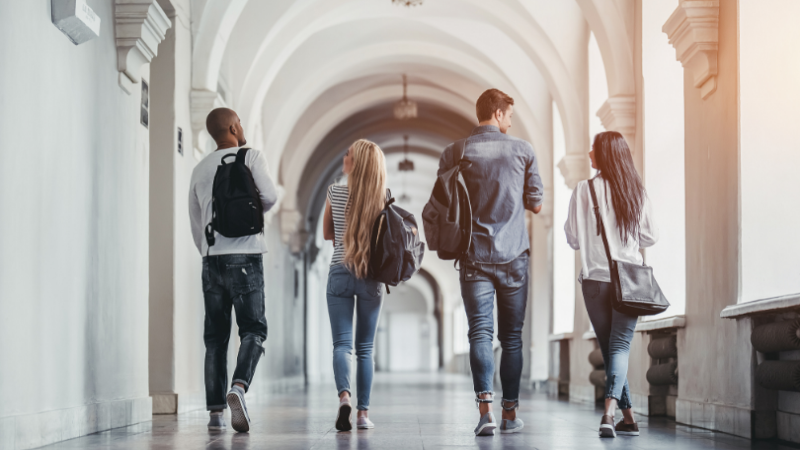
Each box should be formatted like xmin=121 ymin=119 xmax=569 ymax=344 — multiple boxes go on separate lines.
xmin=437 ymin=125 xmax=544 ymax=264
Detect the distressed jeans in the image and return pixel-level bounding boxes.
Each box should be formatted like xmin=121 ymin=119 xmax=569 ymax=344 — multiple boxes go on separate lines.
xmin=459 ymin=252 xmax=529 ymax=403
xmin=326 ymin=264 xmax=384 ymax=410
xmin=202 ymin=254 xmax=268 ymax=410
xmin=582 ymin=279 xmax=638 ymax=410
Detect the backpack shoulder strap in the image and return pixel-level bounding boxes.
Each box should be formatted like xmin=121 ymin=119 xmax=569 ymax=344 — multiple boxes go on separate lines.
xmin=235 ymin=147 xmax=250 ymax=165
xmin=454 ymin=139 xmax=466 ymax=166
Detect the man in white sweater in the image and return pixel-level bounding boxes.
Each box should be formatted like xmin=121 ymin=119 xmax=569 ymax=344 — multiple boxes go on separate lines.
xmin=189 ymin=108 xmax=278 ymax=432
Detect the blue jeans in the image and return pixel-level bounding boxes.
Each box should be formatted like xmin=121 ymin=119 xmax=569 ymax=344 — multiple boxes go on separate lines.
xmin=326 ymin=264 xmax=384 ymax=410
xmin=202 ymin=254 xmax=268 ymax=410
xmin=459 ymin=252 xmax=529 ymax=402
xmin=582 ymin=279 xmax=638 ymax=410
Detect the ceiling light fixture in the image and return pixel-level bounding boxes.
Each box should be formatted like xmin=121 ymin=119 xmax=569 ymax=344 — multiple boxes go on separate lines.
xmin=393 ymin=74 xmax=417 ymax=121
xmin=398 ymin=135 xmax=415 ymax=172
xmin=397 ymin=135 xmax=414 ymax=203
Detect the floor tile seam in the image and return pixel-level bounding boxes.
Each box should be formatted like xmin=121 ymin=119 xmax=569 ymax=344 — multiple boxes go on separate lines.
xmin=308 ymin=427 xmax=334 ymax=449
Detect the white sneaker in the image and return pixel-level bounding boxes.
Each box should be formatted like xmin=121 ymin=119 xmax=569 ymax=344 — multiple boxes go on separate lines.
xmin=357 ymin=416 xmax=375 ymax=429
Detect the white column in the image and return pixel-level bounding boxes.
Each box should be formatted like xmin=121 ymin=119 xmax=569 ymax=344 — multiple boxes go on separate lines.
xmin=552 ymin=101 xmax=575 ymax=335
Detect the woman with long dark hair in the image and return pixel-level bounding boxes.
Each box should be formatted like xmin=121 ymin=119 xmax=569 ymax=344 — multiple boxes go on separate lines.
xmin=322 ymin=139 xmax=387 ymax=431
xmin=565 ymin=131 xmax=658 ymax=438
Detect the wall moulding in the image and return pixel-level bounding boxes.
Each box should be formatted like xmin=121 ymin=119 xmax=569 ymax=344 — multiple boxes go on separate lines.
xmin=116 ymin=0 xmax=172 ymax=94
xmin=597 ymin=95 xmax=636 ymax=148
xmin=720 ymin=293 xmax=800 ymax=319
xmin=663 ymin=1 xmax=719 ymax=100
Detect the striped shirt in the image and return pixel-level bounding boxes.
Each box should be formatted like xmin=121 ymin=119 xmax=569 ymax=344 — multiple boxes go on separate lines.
xmin=327 ymin=184 xmax=350 ymax=266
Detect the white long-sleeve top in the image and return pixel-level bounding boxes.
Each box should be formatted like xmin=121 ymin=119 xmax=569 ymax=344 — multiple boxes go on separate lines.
xmin=189 ymin=147 xmax=278 ymax=256
xmin=564 ymin=176 xmax=659 ymax=283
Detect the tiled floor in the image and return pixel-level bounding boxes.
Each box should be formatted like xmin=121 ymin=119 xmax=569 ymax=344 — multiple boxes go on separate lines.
xmin=37 ymin=373 xmax=794 ymax=449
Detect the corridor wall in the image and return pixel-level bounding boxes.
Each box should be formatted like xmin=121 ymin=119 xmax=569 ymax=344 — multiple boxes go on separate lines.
xmin=0 ymin=2 xmax=154 ymax=448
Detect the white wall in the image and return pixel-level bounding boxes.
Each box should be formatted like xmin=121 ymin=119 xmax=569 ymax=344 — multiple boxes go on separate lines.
xmin=739 ymin=0 xmax=800 ymax=303
xmin=0 ymin=1 xmax=153 ymax=448
xmin=641 ymin=0 xmax=686 ymax=316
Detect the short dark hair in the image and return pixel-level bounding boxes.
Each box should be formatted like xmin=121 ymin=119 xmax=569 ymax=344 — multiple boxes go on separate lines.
xmin=476 ymin=89 xmax=514 ymax=122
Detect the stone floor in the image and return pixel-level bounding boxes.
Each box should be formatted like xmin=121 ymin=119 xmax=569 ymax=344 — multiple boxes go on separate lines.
xmin=36 ymin=373 xmax=795 ymax=449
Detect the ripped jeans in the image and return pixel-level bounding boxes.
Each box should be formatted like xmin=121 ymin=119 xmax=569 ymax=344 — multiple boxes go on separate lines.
xmin=460 ymin=252 xmax=529 ymax=403
xmin=582 ymin=279 xmax=638 ymax=410
xmin=202 ymin=254 xmax=268 ymax=410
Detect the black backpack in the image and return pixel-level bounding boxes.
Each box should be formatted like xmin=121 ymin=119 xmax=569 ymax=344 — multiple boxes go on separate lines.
xmin=368 ymin=192 xmax=425 ymax=292
xmin=204 ymin=148 xmax=263 ymax=255
xmin=421 ymin=139 xmax=472 ymax=260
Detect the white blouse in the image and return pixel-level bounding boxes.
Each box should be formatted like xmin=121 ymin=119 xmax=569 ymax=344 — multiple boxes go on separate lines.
xmin=564 ymin=176 xmax=659 ymax=283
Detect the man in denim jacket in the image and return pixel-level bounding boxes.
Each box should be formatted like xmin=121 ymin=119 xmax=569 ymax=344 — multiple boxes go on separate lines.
xmin=438 ymin=89 xmax=544 ymax=436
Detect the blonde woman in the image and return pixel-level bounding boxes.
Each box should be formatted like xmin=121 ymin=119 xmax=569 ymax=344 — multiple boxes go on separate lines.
xmin=323 ymin=139 xmax=387 ymax=431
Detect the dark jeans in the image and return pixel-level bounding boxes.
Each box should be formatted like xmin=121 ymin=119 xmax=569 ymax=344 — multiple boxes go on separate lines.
xmin=202 ymin=254 xmax=268 ymax=410
xmin=459 ymin=252 xmax=529 ymax=402
xmin=582 ymin=279 xmax=638 ymax=410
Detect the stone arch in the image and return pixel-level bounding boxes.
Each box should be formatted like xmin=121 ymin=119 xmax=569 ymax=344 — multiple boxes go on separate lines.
xmin=191 ymin=0 xmax=249 ymax=91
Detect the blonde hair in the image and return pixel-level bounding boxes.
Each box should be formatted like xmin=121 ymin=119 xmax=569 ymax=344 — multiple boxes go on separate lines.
xmin=343 ymin=139 xmax=387 ymax=279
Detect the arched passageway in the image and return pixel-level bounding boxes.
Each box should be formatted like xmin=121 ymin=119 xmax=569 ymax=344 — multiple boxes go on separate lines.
xmin=2 ymin=0 xmax=800 ymax=448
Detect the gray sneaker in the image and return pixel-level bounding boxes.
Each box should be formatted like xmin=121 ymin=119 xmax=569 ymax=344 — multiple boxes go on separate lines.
xmin=474 ymin=412 xmax=497 ymax=436
xmin=500 ymin=418 xmax=524 ymax=434
xmin=207 ymin=412 xmax=226 ymax=431
xmin=499 ymin=400 xmax=523 ymax=434
xmin=226 ymin=385 xmax=251 ymax=432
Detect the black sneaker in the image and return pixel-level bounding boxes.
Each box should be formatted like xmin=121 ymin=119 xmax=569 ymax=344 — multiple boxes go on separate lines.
xmin=615 ymin=420 xmax=639 ymax=436
xmin=599 ymin=415 xmax=616 ymax=438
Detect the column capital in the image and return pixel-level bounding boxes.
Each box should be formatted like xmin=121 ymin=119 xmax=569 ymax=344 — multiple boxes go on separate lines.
xmin=264 ymin=185 xmax=286 ymax=226
xmin=190 ymin=89 xmax=226 ymax=156
xmin=663 ymin=1 xmax=719 ymax=99
xmin=557 ymin=154 xmax=591 ymax=190
xmin=115 ymin=0 xmax=171 ymax=94
xmin=597 ymin=95 xmax=636 ymax=149
xmin=280 ymin=208 xmax=309 ymax=253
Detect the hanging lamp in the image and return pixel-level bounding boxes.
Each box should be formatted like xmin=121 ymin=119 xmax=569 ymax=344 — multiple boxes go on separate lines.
xmin=393 ymin=75 xmax=417 ymax=121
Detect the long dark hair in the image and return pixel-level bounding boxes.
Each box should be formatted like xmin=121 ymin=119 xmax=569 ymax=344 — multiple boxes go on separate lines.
xmin=593 ymin=131 xmax=645 ymax=244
